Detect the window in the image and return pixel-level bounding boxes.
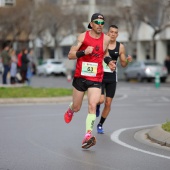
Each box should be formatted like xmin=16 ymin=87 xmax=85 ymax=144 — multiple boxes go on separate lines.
xmin=5 ymin=0 xmax=15 ymax=6
xmin=0 ymin=0 xmax=15 ymax=7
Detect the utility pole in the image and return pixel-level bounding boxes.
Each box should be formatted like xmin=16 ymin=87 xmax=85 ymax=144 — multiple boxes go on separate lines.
xmin=83 ymin=0 xmax=96 ymax=30
xmin=88 ymin=0 xmax=96 ymax=21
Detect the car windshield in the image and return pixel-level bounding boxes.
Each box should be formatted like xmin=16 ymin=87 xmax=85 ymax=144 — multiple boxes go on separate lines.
xmin=52 ymin=61 xmax=62 ymax=64
xmin=144 ymin=62 xmax=161 ymax=66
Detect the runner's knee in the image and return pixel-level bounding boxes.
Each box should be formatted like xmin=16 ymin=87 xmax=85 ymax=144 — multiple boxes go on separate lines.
xmin=105 ymin=100 xmax=111 ymax=109
xmin=88 ymin=103 xmax=97 ymax=113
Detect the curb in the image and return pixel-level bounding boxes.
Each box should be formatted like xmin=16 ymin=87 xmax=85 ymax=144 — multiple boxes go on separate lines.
xmin=147 ymin=125 xmax=170 ymax=147
xmin=0 ymin=95 xmax=88 ymax=104
xmin=0 ymin=94 xmax=123 ymax=104
xmin=0 ymin=97 xmax=71 ymax=104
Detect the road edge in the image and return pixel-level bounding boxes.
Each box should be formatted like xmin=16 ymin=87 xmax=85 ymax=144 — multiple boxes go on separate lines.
xmin=147 ymin=125 xmax=170 ymax=147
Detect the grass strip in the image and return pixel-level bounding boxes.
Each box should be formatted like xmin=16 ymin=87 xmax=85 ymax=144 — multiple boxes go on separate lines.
xmin=0 ymin=87 xmax=72 ymax=98
xmin=162 ymin=121 xmax=170 ymax=133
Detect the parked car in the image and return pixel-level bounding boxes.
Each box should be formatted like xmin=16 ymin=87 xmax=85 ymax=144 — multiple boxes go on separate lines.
xmin=0 ymin=62 xmax=3 ymax=74
xmin=37 ymin=59 xmax=66 ymax=76
xmin=124 ymin=60 xmax=168 ymax=82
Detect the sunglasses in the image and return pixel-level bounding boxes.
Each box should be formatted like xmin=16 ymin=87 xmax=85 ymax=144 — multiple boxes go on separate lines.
xmin=93 ymin=20 xmax=105 ymax=25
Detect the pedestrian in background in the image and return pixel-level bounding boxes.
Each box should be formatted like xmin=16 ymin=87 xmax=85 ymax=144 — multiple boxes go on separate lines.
xmin=96 ymin=25 xmax=132 ymax=134
xmin=9 ymin=49 xmax=17 ymax=84
xmin=20 ymin=48 xmax=29 ymax=84
xmin=164 ymin=56 xmax=170 ymax=75
xmin=64 ymin=13 xmax=116 ymax=149
xmin=1 ymin=44 xmax=11 ymax=84
xmin=27 ymin=48 xmax=34 ymax=86
xmin=17 ymin=50 xmax=22 ymax=73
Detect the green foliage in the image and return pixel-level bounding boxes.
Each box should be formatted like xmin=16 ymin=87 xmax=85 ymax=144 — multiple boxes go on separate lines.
xmin=0 ymin=87 xmax=72 ymax=98
xmin=162 ymin=121 xmax=170 ymax=132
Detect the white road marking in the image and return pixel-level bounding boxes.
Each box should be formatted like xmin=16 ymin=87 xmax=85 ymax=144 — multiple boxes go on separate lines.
xmin=161 ymin=96 xmax=170 ymax=102
xmin=111 ymin=124 xmax=170 ymax=160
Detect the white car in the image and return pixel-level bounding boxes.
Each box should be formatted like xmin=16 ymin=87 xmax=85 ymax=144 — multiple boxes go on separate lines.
xmin=0 ymin=62 xmax=3 ymax=73
xmin=37 ymin=59 xmax=66 ymax=76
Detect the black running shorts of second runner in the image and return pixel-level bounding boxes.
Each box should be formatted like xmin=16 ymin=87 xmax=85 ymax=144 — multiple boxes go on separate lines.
xmin=101 ymin=81 xmax=117 ymax=98
xmin=72 ymin=77 xmax=102 ymax=92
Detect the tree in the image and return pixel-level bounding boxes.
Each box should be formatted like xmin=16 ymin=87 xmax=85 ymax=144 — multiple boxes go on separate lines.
xmin=0 ymin=0 xmax=34 ymax=46
xmin=31 ymin=1 xmax=80 ymax=59
xmin=133 ymin=0 xmax=170 ymax=59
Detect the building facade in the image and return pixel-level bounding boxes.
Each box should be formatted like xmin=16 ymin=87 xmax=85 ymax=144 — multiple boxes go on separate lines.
xmin=0 ymin=0 xmax=170 ymax=66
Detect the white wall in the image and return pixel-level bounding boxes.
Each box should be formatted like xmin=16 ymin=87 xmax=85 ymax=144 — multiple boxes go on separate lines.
xmin=137 ymin=41 xmax=146 ymax=61
xmin=156 ymin=40 xmax=167 ymax=64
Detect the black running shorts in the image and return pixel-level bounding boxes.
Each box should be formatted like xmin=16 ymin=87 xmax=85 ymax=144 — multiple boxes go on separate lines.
xmin=72 ymin=77 xmax=102 ymax=92
xmin=101 ymin=81 xmax=117 ymax=98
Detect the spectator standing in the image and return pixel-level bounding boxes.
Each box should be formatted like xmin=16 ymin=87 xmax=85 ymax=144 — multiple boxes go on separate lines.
xmin=10 ymin=49 xmax=17 ymax=84
xmin=164 ymin=56 xmax=170 ymax=75
xmin=27 ymin=49 xmax=34 ymax=86
xmin=20 ymin=48 xmax=29 ymax=84
xmin=17 ymin=50 xmax=22 ymax=72
xmin=1 ymin=44 xmax=11 ymax=84
xmin=17 ymin=51 xmax=22 ymax=69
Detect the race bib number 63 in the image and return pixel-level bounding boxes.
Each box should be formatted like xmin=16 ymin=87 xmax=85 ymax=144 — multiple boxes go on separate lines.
xmin=81 ymin=62 xmax=98 ymax=77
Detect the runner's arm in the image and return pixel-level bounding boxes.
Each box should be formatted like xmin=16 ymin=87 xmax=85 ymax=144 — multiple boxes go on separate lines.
xmin=68 ymin=34 xmax=84 ymax=60
xmin=119 ymin=43 xmax=132 ymax=67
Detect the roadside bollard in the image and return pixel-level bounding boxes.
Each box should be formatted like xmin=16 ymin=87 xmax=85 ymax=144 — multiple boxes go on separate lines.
xmin=155 ymin=72 xmax=160 ymax=88
xmin=67 ymin=70 xmax=72 ymax=82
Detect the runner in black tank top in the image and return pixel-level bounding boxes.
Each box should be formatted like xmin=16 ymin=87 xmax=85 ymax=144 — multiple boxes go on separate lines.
xmin=103 ymin=41 xmax=120 ymax=83
xmin=96 ymin=25 xmax=133 ymax=134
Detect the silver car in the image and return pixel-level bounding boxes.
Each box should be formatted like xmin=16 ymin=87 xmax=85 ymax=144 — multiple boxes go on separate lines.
xmin=37 ymin=59 xmax=66 ymax=76
xmin=124 ymin=60 xmax=168 ymax=82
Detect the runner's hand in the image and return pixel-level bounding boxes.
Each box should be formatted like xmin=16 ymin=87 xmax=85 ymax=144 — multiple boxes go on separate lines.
xmin=127 ymin=55 xmax=133 ymax=63
xmin=108 ymin=61 xmax=116 ymax=71
xmin=85 ymin=46 xmax=94 ymax=55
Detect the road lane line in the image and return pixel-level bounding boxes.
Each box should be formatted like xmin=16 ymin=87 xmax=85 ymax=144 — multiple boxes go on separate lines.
xmin=161 ymin=96 xmax=170 ymax=102
xmin=111 ymin=124 xmax=170 ymax=160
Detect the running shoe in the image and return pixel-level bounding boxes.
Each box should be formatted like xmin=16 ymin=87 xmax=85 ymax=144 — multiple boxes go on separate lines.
xmin=96 ymin=104 xmax=100 ymax=117
xmin=97 ymin=124 xmax=104 ymax=134
xmin=64 ymin=108 xmax=73 ymax=123
xmin=82 ymin=133 xmax=96 ymax=149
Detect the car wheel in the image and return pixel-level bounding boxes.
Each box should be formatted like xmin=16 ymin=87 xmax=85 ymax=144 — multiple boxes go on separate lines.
xmin=147 ymin=78 xmax=152 ymax=82
xmin=137 ymin=74 xmax=143 ymax=82
xmin=161 ymin=77 xmax=166 ymax=83
xmin=124 ymin=73 xmax=129 ymax=82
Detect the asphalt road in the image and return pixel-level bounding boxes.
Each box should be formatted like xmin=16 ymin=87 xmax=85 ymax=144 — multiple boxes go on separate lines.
xmin=0 ymin=76 xmax=170 ymax=170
